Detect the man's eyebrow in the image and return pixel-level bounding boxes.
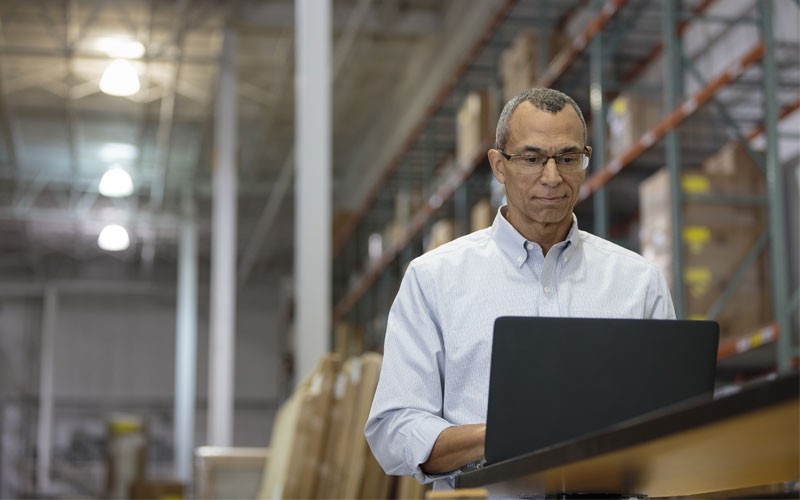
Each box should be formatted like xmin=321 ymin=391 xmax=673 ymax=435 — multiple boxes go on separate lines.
xmin=517 ymin=145 xmax=582 ymax=154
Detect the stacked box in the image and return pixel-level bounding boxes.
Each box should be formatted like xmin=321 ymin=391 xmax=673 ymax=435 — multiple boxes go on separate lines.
xmin=334 ymin=322 xmax=364 ymax=361
xmin=258 ymin=376 xmax=305 ymax=499
xmin=470 ymin=198 xmax=494 ymax=233
xmin=130 ymin=480 xmax=185 ymax=499
xmin=341 ymin=353 xmax=389 ymax=499
xmin=426 ymin=219 xmax=455 ymax=252
xmin=288 ymin=354 xmax=340 ymax=499
xmin=194 ymin=447 xmax=268 ymax=500
xmin=639 ymin=144 xmax=770 ymax=340
xmin=258 ymin=354 xmax=340 ymax=499
xmin=607 ymin=93 xmax=663 ymax=160
xmin=500 ymin=30 xmax=567 ymax=102
xmin=456 ymin=89 xmax=495 ymax=169
xmin=258 ymin=353 xmax=390 ymax=499
xmin=384 ymin=220 xmax=405 ymax=249
xmin=316 ymin=359 xmax=361 ymax=498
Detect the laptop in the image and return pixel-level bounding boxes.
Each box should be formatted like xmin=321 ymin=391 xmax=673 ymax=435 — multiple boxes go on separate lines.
xmin=483 ymin=316 xmax=719 ymax=465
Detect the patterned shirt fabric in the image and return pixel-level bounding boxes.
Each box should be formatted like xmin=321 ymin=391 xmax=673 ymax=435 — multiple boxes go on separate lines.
xmin=364 ymin=207 xmax=676 ymax=490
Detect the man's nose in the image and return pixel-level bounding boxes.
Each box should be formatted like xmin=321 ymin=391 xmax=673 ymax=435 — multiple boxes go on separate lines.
xmin=539 ymin=159 xmax=562 ymax=184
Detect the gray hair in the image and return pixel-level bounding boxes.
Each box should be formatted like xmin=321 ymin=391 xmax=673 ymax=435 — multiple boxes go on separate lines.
xmin=495 ymin=88 xmax=587 ymax=150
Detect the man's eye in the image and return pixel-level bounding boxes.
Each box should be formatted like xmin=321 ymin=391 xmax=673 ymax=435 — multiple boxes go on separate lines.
xmin=560 ymin=155 xmax=577 ymax=164
xmin=521 ymin=156 xmax=541 ymax=165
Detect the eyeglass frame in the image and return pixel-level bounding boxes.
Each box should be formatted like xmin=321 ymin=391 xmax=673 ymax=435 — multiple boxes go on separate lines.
xmin=495 ymin=146 xmax=592 ymax=172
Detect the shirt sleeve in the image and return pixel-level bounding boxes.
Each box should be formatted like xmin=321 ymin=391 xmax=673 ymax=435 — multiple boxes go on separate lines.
xmin=646 ymin=264 xmax=677 ymax=319
xmin=364 ymin=260 xmax=457 ymax=484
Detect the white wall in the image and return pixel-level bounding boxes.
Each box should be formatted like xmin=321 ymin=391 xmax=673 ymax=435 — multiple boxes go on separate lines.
xmin=0 ymin=285 xmax=283 ymax=495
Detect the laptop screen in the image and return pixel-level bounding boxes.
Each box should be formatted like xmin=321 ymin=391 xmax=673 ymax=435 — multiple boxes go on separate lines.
xmin=483 ymin=317 xmax=719 ymax=465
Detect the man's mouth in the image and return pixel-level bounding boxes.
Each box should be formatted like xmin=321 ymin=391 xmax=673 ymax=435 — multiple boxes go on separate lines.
xmin=535 ymin=195 xmax=566 ymax=204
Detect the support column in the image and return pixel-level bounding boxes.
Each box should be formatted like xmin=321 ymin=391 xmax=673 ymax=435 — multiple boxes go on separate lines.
xmin=174 ymin=193 xmax=198 ymax=480
xmin=759 ymin=0 xmax=792 ymax=371
xmin=663 ymin=0 xmax=686 ymax=318
xmin=208 ymin=26 xmax=238 ymax=446
xmin=36 ymin=285 xmax=57 ymax=493
xmin=590 ymin=6 xmax=608 ymax=239
xmin=295 ymin=0 xmax=332 ymax=382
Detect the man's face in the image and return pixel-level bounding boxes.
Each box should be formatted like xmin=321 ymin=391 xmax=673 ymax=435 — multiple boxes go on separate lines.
xmin=488 ymin=102 xmax=589 ymax=232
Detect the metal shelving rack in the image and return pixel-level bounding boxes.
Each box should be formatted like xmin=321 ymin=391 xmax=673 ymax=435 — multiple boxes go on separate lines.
xmin=331 ymin=0 xmax=800 ymax=377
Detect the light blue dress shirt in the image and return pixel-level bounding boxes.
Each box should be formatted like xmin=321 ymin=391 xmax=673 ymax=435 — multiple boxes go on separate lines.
xmin=365 ymin=207 xmax=676 ymax=490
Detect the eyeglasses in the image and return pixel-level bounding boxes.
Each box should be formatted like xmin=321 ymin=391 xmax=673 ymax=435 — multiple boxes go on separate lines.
xmin=497 ymin=148 xmax=591 ymax=173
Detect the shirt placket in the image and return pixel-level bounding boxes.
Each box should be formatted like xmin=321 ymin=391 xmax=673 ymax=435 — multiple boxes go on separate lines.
xmin=525 ymin=242 xmax=544 ymax=316
xmin=539 ymin=248 xmax=560 ymax=316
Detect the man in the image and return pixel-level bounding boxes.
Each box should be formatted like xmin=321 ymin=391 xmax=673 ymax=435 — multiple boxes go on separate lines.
xmin=365 ymin=88 xmax=675 ymax=490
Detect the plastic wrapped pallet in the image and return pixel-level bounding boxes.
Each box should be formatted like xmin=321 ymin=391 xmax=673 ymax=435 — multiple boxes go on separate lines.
xmin=106 ymin=415 xmax=147 ymax=499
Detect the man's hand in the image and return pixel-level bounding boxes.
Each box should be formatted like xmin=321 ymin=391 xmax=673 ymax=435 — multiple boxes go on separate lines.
xmin=420 ymin=423 xmax=486 ymax=474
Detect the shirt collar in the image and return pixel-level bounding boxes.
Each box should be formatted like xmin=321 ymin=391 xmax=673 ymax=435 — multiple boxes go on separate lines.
xmin=491 ymin=206 xmax=581 ymax=267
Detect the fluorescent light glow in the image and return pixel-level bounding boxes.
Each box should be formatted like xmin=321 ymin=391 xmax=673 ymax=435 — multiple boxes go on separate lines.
xmin=99 ymin=166 xmax=134 ymax=198
xmin=96 ymin=37 xmax=145 ymax=59
xmin=99 ymin=59 xmax=141 ymax=96
xmin=98 ymin=224 xmax=130 ymax=252
xmin=99 ymin=142 xmax=138 ymax=162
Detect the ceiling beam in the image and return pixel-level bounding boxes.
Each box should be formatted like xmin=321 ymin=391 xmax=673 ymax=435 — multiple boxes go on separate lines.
xmin=0 ymin=57 xmax=19 ymax=175
xmin=148 ymin=0 xmax=191 ymax=212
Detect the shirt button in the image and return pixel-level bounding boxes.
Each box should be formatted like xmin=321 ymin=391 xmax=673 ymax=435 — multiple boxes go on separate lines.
xmin=517 ymin=256 xmax=524 ymax=263
xmin=544 ymin=286 xmax=551 ymax=294
xmin=564 ymin=255 xmax=570 ymax=263
xmin=525 ymin=242 xmax=534 ymax=250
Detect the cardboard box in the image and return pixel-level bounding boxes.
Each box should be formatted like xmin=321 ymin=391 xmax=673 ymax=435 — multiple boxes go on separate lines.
xmin=130 ymin=480 xmax=185 ymax=499
xmin=316 ymin=358 xmax=361 ymax=499
xmin=287 ymin=354 xmax=341 ymax=499
xmin=258 ymin=376 xmax=306 ymax=499
xmin=639 ymin=165 xmax=771 ymax=340
xmin=470 ymin=198 xmax=494 ymax=233
xmin=456 ymin=89 xmax=495 ymax=168
xmin=426 ymin=219 xmax=455 ymax=252
xmin=607 ymin=93 xmax=662 ymax=159
xmin=194 ymin=447 xmax=268 ymax=500
xmin=500 ymin=30 xmax=567 ymax=102
xmin=702 ymin=141 xmax=765 ymax=195
xmin=341 ymin=353 xmax=386 ymax=499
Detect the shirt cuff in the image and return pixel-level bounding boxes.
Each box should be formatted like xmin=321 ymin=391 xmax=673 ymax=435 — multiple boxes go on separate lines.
xmin=403 ymin=416 xmax=456 ymax=484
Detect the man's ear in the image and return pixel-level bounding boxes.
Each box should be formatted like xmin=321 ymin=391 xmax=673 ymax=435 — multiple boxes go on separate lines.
xmin=487 ymin=149 xmax=506 ymax=185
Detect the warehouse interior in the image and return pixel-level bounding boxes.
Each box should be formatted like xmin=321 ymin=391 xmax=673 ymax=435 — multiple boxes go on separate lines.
xmin=0 ymin=0 xmax=798 ymax=498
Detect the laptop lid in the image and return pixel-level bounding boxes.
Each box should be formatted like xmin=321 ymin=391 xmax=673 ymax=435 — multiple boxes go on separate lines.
xmin=483 ymin=317 xmax=719 ymax=465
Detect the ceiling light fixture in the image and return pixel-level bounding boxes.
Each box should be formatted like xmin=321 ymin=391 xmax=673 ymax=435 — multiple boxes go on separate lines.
xmin=99 ymin=166 xmax=134 ymax=198
xmin=99 ymin=59 xmax=141 ymax=97
xmin=99 ymin=142 xmax=138 ymax=162
xmin=96 ymin=37 xmax=146 ymax=59
xmin=98 ymin=224 xmax=131 ymax=252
